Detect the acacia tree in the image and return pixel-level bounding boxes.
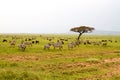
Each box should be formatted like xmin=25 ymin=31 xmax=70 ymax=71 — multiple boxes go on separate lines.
xmin=70 ymin=26 xmax=95 ymax=40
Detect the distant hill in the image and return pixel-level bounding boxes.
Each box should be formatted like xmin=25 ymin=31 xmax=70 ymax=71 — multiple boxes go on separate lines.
xmin=91 ymin=30 xmax=120 ymax=35
xmin=66 ymin=30 xmax=120 ymax=35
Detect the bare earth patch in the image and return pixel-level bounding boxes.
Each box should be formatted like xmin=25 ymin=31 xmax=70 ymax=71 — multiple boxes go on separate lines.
xmin=0 ymin=54 xmax=120 ymax=79
xmin=103 ymin=58 xmax=120 ymax=63
xmin=1 ymin=55 xmax=39 ymax=61
xmin=77 ymin=58 xmax=120 ymax=80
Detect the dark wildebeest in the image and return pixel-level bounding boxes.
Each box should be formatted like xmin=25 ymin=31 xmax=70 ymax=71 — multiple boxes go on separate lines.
xmin=28 ymin=38 xmax=32 ymax=41
xmin=101 ymin=40 xmax=107 ymax=42
xmin=115 ymin=40 xmax=118 ymax=43
xmin=35 ymin=40 xmax=39 ymax=44
xmin=2 ymin=39 xmax=7 ymax=42
xmin=32 ymin=41 xmax=35 ymax=44
xmin=102 ymin=42 xmax=107 ymax=46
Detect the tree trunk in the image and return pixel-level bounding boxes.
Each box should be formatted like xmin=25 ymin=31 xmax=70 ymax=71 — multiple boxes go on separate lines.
xmin=77 ymin=33 xmax=82 ymax=40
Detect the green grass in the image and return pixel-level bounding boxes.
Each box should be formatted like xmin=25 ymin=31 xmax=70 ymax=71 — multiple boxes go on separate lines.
xmin=0 ymin=34 xmax=120 ymax=80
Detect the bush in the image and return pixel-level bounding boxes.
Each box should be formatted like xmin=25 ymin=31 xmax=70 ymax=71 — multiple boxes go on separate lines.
xmin=86 ymin=58 xmax=100 ymax=64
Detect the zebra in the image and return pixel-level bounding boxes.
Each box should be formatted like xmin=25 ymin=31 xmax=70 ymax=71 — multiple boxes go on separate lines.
xmin=44 ymin=43 xmax=51 ymax=50
xmin=10 ymin=40 xmax=16 ymax=47
xmin=18 ymin=43 xmax=26 ymax=51
xmin=68 ymin=43 xmax=74 ymax=49
xmin=52 ymin=41 xmax=63 ymax=50
xmin=24 ymin=42 xmax=32 ymax=46
xmin=75 ymin=40 xmax=81 ymax=46
xmin=93 ymin=41 xmax=101 ymax=46
xmin=70 ymin=41 xmax=77 ymax=47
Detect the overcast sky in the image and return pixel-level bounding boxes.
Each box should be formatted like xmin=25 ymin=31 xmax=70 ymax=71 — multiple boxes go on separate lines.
xmin=0 ymin=0 xmax=120 ymax=33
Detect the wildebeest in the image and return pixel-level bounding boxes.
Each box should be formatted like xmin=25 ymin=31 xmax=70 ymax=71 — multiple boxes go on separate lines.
xmin=25 ymin=38 xmax=33 ymax=41
xmin=32 ymin=41 xmax=35 ymax=44
xmin=101 ymin=40 xmax=107 ymax=42
xmin=64 ymin=38 xmax=68 ymax=41
xmin=102 ymin=42 xmax=107 ymax=46
xmin=28 ymin=38 xmax=32 ymax=41
xmin=84 ymin=40 xmax=92 ymax=45
xmin=46 ymin=37 xmax=54 ymax=41
xmin=2 ymin=39 xmax=7 ymax=42
xmin=32 ymin=40 xmax=39 ymax=44
xmin=115 ymin=40 xmax=118 ymax=43
xmin=35 ymin=40 xmax=39 ymax=44
xmin=86 ymin=40 xmax=92 ymax=45
xmin=108 ymin=40 xmax=112 ymax=43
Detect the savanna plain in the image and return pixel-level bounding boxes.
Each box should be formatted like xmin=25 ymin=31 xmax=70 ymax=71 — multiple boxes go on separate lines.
xmin=0 ymin=34 xmax=120 ymax=80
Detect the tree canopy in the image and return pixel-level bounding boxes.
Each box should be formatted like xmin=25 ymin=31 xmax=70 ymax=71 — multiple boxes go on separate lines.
xmin=70 ymin=26 xmax=95 ymax=40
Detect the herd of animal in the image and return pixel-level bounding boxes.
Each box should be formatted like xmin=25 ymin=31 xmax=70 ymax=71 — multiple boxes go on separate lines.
xmin=0 ymin=35 xmax=119 ymax=51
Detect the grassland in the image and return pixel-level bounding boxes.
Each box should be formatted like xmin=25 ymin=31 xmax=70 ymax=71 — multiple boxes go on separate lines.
xmin=0 ymin=34 xmax=120 ymax=80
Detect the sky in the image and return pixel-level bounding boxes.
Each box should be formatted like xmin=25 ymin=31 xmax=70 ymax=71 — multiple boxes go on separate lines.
xmin=0 ymin=0 xmax=120 ymax=33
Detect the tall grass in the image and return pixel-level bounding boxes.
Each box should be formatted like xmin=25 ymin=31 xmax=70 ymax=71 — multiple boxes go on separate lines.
xmin=0 ymin=34 xmax=120 ymax=80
